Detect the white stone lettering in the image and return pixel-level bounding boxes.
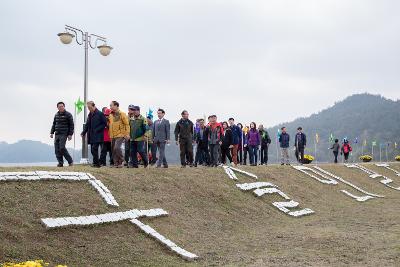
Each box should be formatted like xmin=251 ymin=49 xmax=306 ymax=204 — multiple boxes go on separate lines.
xmin=293 ymin=165 xmax=383 ymax=201
xmin=345 ymin=164 xmax=400 ymax=191
xmin=236 ymin=181 xmax=314 ymax=217
xmin=0 ymin=171 xmax=119 ymax=206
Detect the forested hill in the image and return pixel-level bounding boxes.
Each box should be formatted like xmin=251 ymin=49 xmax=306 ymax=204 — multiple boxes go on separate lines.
xmin=267 ymin=93 xmax=400 ymax=162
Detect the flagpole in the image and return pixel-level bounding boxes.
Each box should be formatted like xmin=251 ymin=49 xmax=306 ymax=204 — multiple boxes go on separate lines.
xmin=372 ymin=144 xmax=374 ymax=161
xmin=73 ymin=104 xmax=77 ymax=163
xmin=276 ymin=129 xmax=279 ymax=164
xmin=386 ymin=144 xmax=388 ymax=163
xmin=314 ymin=131 xmax=317 ymax=165
xmin=379 ymin=144 xmax=382 ymax=162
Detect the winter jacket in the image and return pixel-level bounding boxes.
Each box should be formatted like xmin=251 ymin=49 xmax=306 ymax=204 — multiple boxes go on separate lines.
xmin=221 ymin=128 xmax=234 ymax=148
xmin=279 ymin=132 xmax=290 ymax=148
xmin=174 ymin=119 xmax=194 ymax=141
xmin=330 ymin=143 xmax=340 ymax=153
xmin=81 ymin=108 xmax=107 ymax=144
xmin=294 ymin=132 xmax=307 ymax=148
xmin=230 ymin=125 xmax=242 ymax=145
xmin=195 ymin=127 xmax=208 ymax=149
xmin=207 ymin=122 xmax=224 ymax=145
xmin=259 ymin=130 xmax=272 ymax=147
xmin=247 ymin=129 xmax=260 ymax=146
xmin=104 ymin=127 xmax=111 ymax=142
xmin=341 ymin=143 xmax=352 ymax=154
xmin=109 ymin=110 xmax=130 ymax=139
xmin=130 ymin=115 xmax=147 ymax=142
xmin=50 ymin=111 xmax=74 ymax=136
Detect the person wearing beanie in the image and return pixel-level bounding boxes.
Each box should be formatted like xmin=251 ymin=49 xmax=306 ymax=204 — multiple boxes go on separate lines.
xmin=129 ymin=105 xmax=148 ymax=168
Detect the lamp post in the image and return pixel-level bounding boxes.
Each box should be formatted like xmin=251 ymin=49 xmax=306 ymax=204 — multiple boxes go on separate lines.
xmin=57 ymin=25 xmax=113 ymax=164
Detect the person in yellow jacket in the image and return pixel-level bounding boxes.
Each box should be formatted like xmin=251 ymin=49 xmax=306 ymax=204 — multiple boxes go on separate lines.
xmin=109 ymin=101 xmax=130 ymax=167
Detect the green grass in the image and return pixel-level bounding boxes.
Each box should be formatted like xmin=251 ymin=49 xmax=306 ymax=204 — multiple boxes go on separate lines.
xmin=1 ymin=163 xmax=400 ymax=266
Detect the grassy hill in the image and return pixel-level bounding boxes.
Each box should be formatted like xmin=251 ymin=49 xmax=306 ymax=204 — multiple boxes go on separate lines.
xmin=267 ymin=93 xmax=400 ymax=163
xmin=1 ymin=163 xmax=400 ymax=266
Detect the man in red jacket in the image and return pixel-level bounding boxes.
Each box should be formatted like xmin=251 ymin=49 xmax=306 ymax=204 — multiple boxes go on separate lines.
xmin=206 ymin=115 xmax=224 ymax=167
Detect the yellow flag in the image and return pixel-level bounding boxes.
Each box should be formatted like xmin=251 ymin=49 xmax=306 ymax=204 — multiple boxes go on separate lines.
xmin=315 ymin=133 xmax=319 ymax=144
xmin=363 ymin=139 xmax=367 ymax=146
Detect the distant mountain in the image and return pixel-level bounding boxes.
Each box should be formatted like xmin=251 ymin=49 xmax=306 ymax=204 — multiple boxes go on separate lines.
xmin=267 ymin=93 xmax=400 ymax=162
xmin=0 ymin=140 xmax=78 ymax=163
xmin=0 ymin=139 xmax=181 ymax=164
xmin=1 ymin=93 xmax=399 ymax=164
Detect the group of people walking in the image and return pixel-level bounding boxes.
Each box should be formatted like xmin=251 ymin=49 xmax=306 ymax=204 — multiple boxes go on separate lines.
xmin=50 ymin=101 xmax=351 ymax=168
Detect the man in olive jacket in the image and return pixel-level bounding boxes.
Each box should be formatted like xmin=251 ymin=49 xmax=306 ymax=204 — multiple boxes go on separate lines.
xmin=129 ymin=106 xmax=148 ymax=168
xmin=174 ymin=110 xmax=194 ymax=167
xmin=50 ymin=102 xmax=74 ymax=167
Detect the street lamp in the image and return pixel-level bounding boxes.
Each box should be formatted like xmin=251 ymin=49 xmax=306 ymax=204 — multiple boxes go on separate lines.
xmin=57 ymin=25 xmax=113 ymax=164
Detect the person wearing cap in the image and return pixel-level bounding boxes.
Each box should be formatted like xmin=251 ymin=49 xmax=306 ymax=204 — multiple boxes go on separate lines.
xmin=174 ymin=110 xmax=194 ymax=168
xmin=294 ymin=126 xmax=307 ymax=164
xmin=109 ymin=101 xmax=130 ymax=168
xmin=125 ymin=105 xmax=135 ymax=166
xmin=81 ymin=101 xmax=107 ymax=168
xmin=100 ymin=108 xmax=114 ymax=166
xmin=129 ymin=105 xmax=149 ymax=168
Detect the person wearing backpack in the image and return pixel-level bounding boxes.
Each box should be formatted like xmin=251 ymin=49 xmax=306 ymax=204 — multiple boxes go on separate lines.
xmin=341 ymin=138 xmax=352 ymax=163
xmin=129 ymin=106 xmax=148 ymax=168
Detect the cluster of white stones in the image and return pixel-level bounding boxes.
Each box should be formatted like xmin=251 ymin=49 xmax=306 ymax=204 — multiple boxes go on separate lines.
xmin=375 ymin=163 xmax=400 ymax=176
xmin=345 ymin=164 xmax=400 ymax=191
xmin=0 ymin=171 xmax=119 ymax=206
xmin=293 ymin=165 xmax=383 ymax=202
xmin=222 ymin=165 xmax=259 ymax=180
xmin=41 ymin=208 xmax=198 ymax=261
xmin=41 ymin=208 xmax=167 ymax=228
xmin=236 ymin=181 xmax=314 ymax=217
xmin=130 ymin=218 xmax=198 ymax=261
xmin=223 ymin=166 xmax=238 ymax=180
xmin=222 ymin=166 xmax=313 ymax=217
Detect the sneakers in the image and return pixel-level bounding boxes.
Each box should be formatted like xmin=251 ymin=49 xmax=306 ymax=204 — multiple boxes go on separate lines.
xmin=57 ymin=163 xmax=63 ymax=167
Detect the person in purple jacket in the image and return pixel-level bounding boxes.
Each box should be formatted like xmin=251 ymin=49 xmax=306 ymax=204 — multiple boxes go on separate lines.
xmin=247 ymin=122 xmax=260 ymax=166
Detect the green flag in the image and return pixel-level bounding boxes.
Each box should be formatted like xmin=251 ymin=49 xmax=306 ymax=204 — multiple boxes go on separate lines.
xmin=75 ymin=97 xmax=85 ymax=114
xmin=372 ymin=141 xmax=377 ymax=146
xmin=329 ymin=133 xmax=334 ymax=143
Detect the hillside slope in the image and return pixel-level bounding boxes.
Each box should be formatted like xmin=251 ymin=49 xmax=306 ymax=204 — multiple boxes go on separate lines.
xmin=1 ymin=163 xmax=400 ymax=266
xmin=267 ymin=93 xmax=400 ymax=163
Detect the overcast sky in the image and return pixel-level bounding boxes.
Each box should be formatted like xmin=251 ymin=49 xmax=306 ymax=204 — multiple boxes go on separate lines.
xmin=1 ymin=0 xmax=399 ymax=147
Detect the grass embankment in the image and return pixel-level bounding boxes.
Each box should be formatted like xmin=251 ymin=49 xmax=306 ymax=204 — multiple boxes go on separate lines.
xmin=1 ymin=163 xmax=399 ymax=266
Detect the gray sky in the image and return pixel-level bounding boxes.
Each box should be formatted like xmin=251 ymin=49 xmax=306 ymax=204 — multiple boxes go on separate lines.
xmin=1 ymin=0 xmax=399 ymax=147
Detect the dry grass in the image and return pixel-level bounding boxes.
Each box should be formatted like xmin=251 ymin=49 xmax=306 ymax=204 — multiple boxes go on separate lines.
xmin=0 ymin=163 xmax=399 ymax=266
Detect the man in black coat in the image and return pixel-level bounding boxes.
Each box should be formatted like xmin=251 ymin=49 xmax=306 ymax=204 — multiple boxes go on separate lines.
xmin=81 ymin=101 xmax=107 ymax=167
xmin=294 ymin=126 xmax=307 ymax=164
xmin=50 ymin=102 xmax=74 ymax=167
xmin=174 ymin=110 xmax=194 ymax=167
